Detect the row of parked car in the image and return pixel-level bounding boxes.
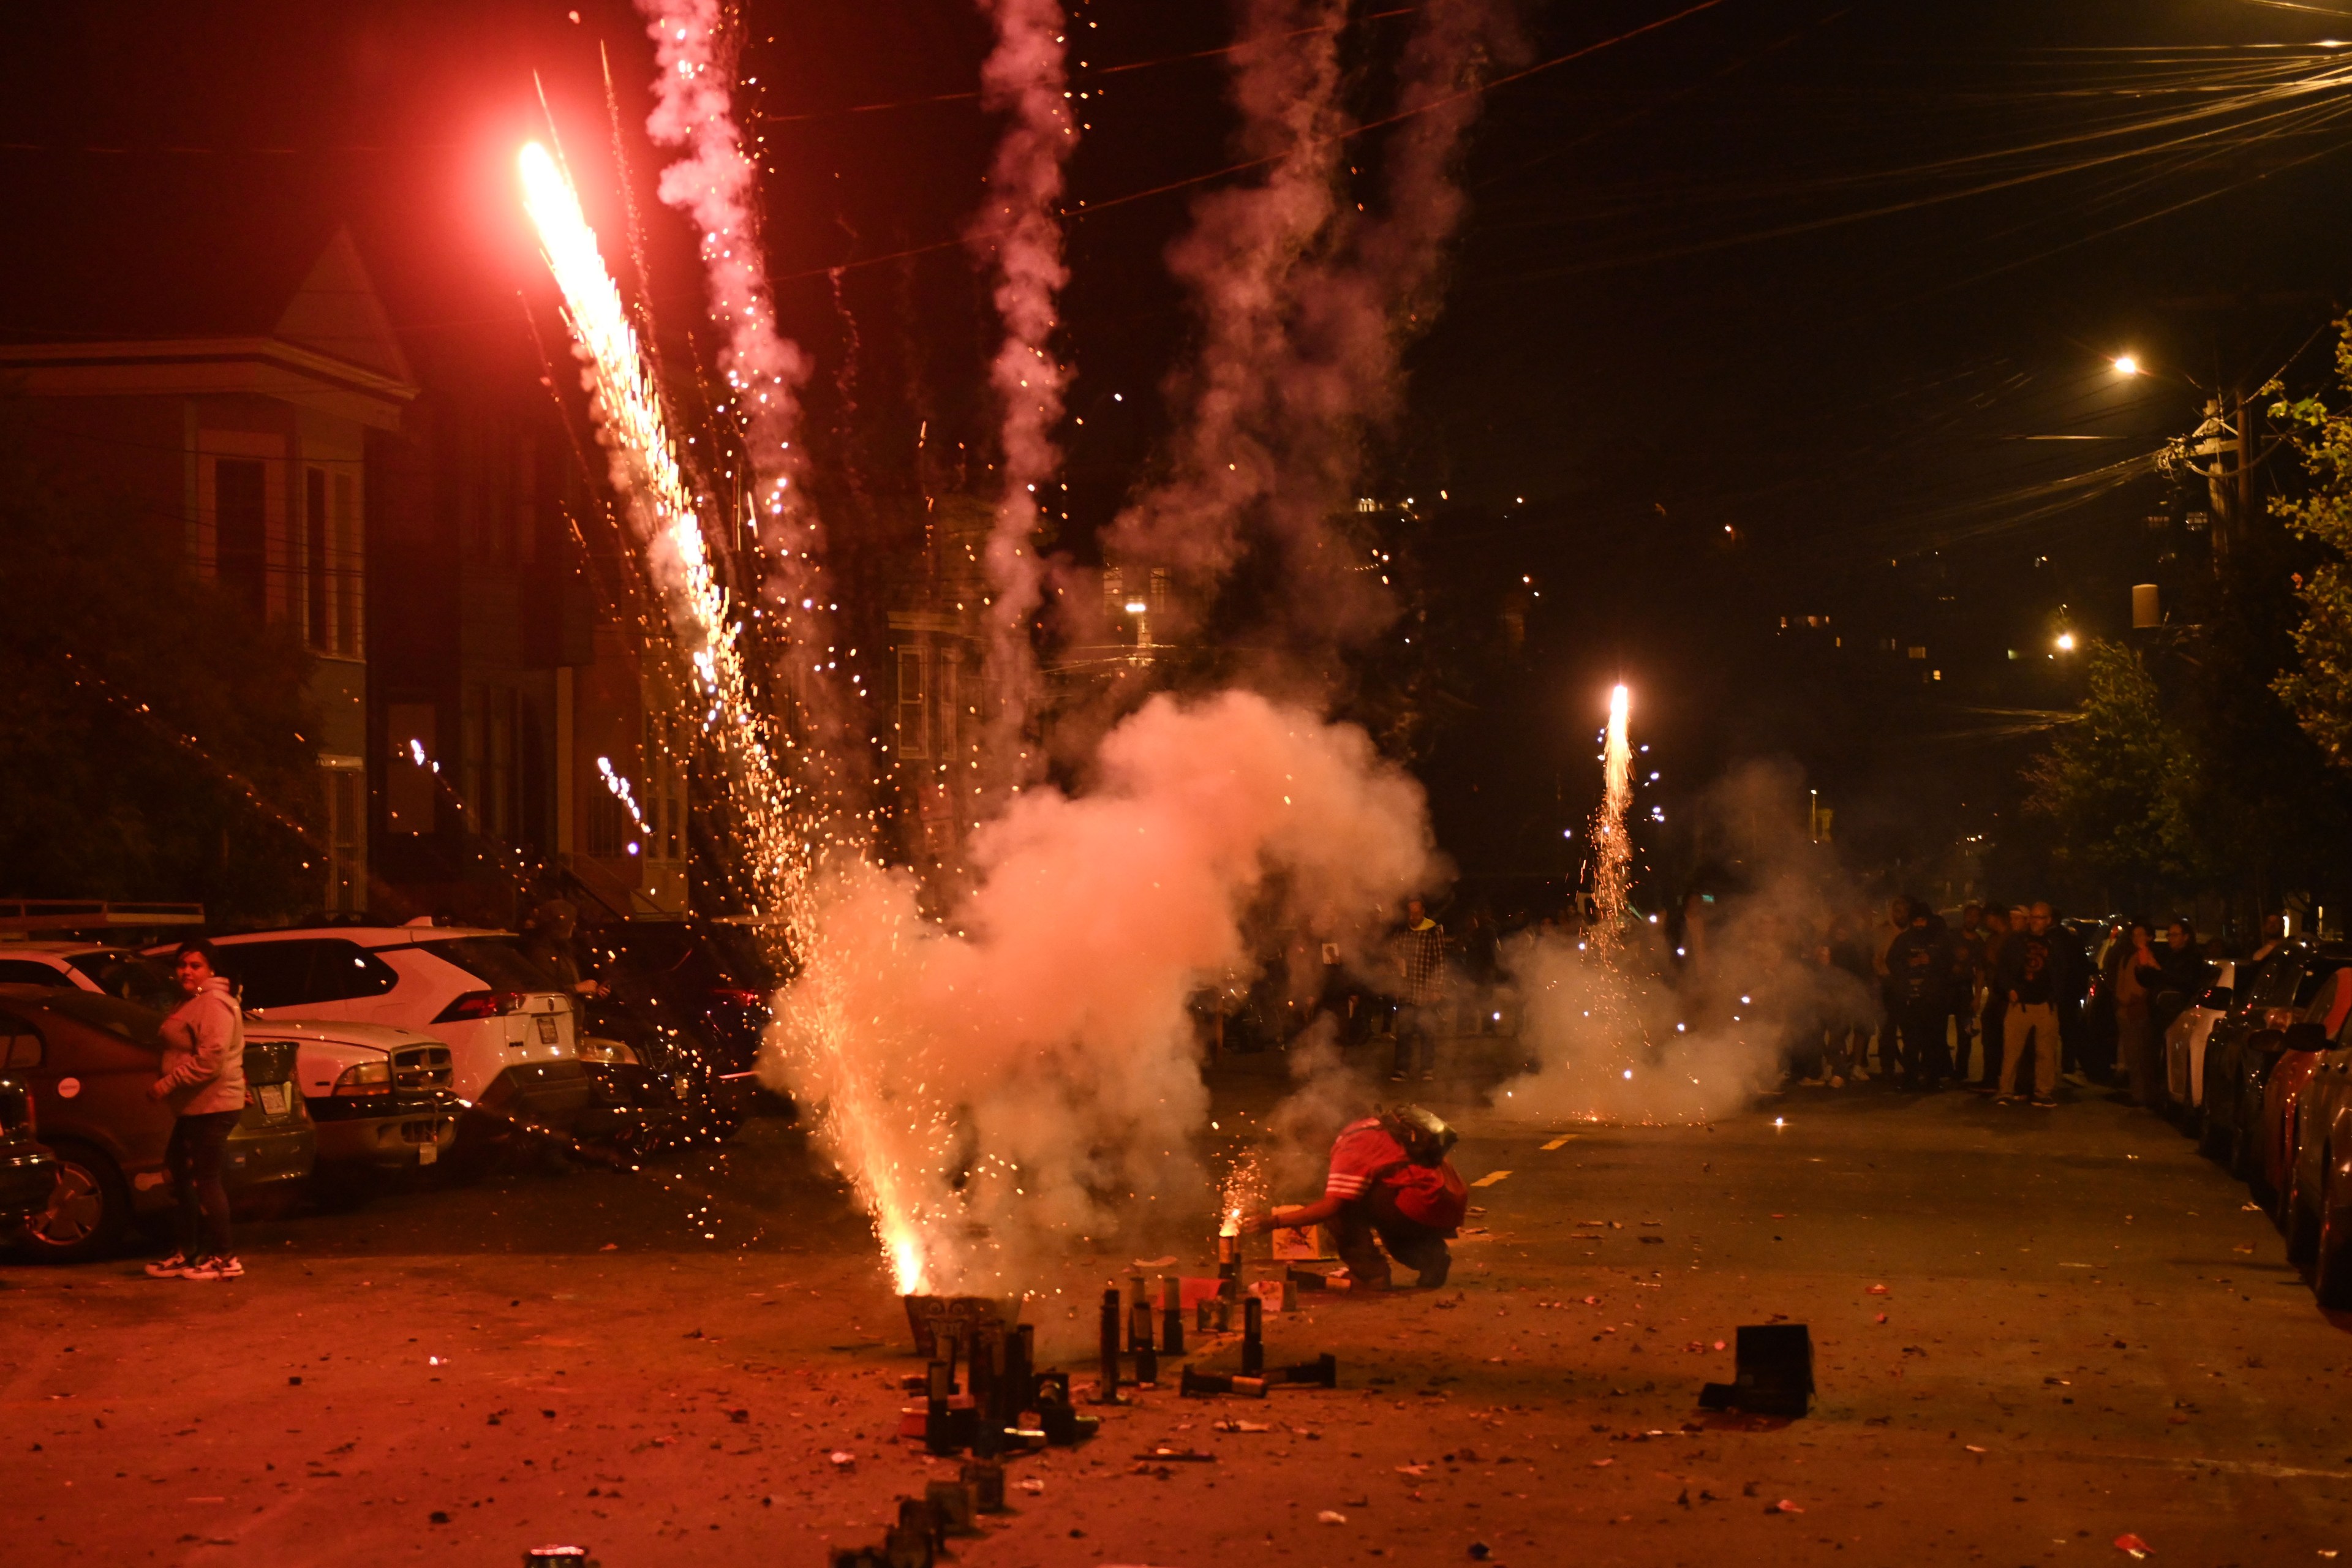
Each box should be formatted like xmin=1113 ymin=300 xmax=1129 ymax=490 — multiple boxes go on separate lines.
xmin=0 ymin=916 xmax=777 ymax=1261
xmin=2156 ymin=939 xmax=2352 ymax=1305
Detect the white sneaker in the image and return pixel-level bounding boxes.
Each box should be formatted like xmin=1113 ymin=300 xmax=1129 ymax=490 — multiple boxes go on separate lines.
xmin=182 ymin=1255 xmax=244 ymax=1281
xmin=142 ymin=1253 xmax=194 ymax=1280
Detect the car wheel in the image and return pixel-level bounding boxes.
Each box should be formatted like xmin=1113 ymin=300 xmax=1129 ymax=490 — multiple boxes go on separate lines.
xmin=19 ymin=1140 xmax=131 ymax=1262
xmin=2320 ymin=1161 xmax=2352 ymax=1310
xmin=2199 ymin=1071 xmax=2230 ymax=1159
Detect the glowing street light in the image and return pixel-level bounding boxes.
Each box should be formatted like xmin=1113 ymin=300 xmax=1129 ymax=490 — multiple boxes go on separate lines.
xmin=2112 ymin=354 xmax=2141 ymax=376
xmin=2056 ymin=631 xmax=2078 ymax=652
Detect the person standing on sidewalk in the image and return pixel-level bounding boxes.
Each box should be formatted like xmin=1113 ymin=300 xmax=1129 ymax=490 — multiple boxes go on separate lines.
xmin=1996 ymin=903 xmax=2064 ymax=1106
xmin=1391 ymin=898 xmax=1448 ymax=1084
xmin=143 ymin=940 xmax=247 ymax=1281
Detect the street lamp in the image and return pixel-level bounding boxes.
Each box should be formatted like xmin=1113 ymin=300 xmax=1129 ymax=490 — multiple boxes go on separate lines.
xmin=2113 ymin=353 xmax=2141 ymax=377
xmin=2055 ymin=631 xmax=2078 ymax=652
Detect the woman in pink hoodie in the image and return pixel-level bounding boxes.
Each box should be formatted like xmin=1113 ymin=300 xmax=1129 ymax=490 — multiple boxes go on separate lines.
xmin=143 ymin=939 xmax=247 ymax=1281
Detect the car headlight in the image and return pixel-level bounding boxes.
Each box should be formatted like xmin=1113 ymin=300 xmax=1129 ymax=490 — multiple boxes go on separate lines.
xmin=575 ymin=1038 xmax=638 ymax=1067
xmin=333 ymin=1061 xmax=393 ymax=1097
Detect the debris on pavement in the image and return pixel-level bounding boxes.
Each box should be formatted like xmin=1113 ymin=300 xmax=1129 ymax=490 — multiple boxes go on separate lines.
xmin=2114 ymin=1532 xmax=2152 ymax=1559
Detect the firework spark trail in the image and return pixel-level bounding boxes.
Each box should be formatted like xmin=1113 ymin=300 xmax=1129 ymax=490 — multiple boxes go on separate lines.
xmin=636 ymin=1 xmax=834 ymax=680
xmin=1591 ymin=683 xmax=1634 ymax=945
xmin=521 ymin=142 xmax=938 ymax=1291
xmin=970 ymin=0 xmax=1075 ymax=778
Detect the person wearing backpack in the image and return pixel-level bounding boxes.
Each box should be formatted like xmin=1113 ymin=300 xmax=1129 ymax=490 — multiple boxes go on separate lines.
xmin=1245 ymin=1105 xmax=1466 ymax=1289
xmin=142 ymin=938 xmax=248 ymax=1281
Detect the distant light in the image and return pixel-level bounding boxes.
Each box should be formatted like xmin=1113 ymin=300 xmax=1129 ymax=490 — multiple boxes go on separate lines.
xmin=1562 ymin=828 xmax=1574 ymax=839
xmin=1647 ymin=914 xmax=1659 ymax=924
xmin=1623 ymin=1069 xmax=1634 ymax=1080
xmin=2113 ymin=354 xmax=2141 ymax=376
xmin=625 ymin=842 xmax=641 ymax=856
xmin=2056 ymin=631 xmax=2078 ymax=652
xmin=1124 ymin=600 xmax=1148 ymax=614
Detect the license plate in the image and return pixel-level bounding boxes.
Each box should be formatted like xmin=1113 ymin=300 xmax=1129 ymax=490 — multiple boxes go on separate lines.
xmin=418 ymin=1143 xmax=438 ymax=1166
xmin=258 ymin=1083 xmax=288 ymax=1117
xmin=536 ymin=1013 xmax=557 ymax=1044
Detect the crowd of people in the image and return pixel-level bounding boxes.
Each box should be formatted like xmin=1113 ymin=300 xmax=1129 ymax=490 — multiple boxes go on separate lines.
xmin=1783 ymin=896 xmax=2258 ymax=1107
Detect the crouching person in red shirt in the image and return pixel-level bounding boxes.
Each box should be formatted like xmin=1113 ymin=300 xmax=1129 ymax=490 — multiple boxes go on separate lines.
xmin=1246 ymin=1106 xmax=1466 ymax=1289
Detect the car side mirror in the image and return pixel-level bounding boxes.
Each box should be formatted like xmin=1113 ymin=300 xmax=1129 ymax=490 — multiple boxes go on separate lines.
xmin=2284 ymin=1021 xmax=2331 ymax=1053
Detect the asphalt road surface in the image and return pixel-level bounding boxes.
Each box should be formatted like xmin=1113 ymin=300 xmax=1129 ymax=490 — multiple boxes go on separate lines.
xmin=5 ymin=1047 xmax=2347 ymax=1567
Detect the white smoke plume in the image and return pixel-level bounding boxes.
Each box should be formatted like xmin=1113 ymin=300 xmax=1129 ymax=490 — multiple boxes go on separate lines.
xmin=1499 ymin=761 xmax=1876 ymax=1124
xmin=1109 ymin=0 xmax=1515 ymax=644
xmin=1105 ymin=0 xmax=1347 ymax=592
xmin=970 ymin=0 xmax=1076 ymax=769
xmin=636 ymin=1 xmax=833 ymax=673
xmin=760 ymin=690 xmax=1438 ymax=1293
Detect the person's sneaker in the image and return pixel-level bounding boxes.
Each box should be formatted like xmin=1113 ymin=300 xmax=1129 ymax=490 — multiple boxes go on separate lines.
xmin=1827 ymin=1074 xmax=1845 ymax=1089
xmin=2029 ymin=1096 xmax=2059 ymax=1109
xmin=1415 ymin=1255 xmax=1452 ymax=1289
xmin=182 ymin=1255 xmax=244 ymax=1281
xmin=1993 ymin=1095 xmax=2019 ymax=1106
xmin=1418 ymin=1071 xmax=1436 ymax=1084
xmin=142 ymin=1253 xmax=194 ymax=1280
xmin=1389 ymin=1072 xmax=1408 ymax=1083
xmin=1798 ymin=1077 xmax=1826 ymax=1087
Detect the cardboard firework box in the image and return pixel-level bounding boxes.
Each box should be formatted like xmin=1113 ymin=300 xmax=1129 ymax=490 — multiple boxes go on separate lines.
xmin=1270 ymin=1224 xmax=1335 ymax=1262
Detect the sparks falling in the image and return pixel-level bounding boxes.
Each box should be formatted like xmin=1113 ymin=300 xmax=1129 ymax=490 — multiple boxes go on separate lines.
xmin=519 ymin=140 xmax=932 ymax=1292
xmin=1591 ymin=684 xmax=1634 ymax=946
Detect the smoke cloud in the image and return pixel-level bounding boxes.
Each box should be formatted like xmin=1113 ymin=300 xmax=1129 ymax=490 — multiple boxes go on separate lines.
xmin=1109 ymin=0 xmax=1515 ymax=646
xmin=970 ymin=0 xmax=1077 ymax=769
xmin=1498 ymin=761 xmax=1875 ymax=1124
xmin=760 ymin=690 xmax=1438 ymax=1292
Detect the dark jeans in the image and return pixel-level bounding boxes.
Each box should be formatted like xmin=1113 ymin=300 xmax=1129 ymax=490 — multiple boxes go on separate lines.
xmin=1894 ymin=1003 xmax=1951 ymax=1086
xmin=167 ymin=1109 xmax=238 ymax=1259
xmin=1393 ymin=1005 xmax=1439 ymax=1078
xmin=1332 ymin=1189 xmax=1451 ymax=1286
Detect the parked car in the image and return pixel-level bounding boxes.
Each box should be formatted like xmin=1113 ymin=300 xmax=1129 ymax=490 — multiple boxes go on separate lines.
xmin=2200 ymin=946 xmax=2349 ymax=1178
xmin=2260 ymin=967 xmax=2352 ymax=1207
xmin=0 ymin=984 xmax=313 ymax=1259
xmin=0 ymin=1067 xmax=59 ymax=1239
xmin=181 ymin=926 xmax=592 ymax=1151
xmin=576 ymin=917 xmax=781 ymax=1139
xmin=242 ymin=1019 xmax=457 ymax=1174
xmin=0 ymin=939 xmax=179 ymax=1009
xmin=2164 ymin=959 xmax=2238 ymax=1118
xmin=2282 ymin=1001 xmax=2352 ymax=1305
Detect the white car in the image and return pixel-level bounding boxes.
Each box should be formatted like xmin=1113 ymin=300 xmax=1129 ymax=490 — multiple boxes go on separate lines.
xmin=184 ymin=925 xmax=594 ymax=1141
xmin=1 ymin=938 xmax=460 ymax=1170
xmin=2166 ymin=959 xmax=2238 ymax=1112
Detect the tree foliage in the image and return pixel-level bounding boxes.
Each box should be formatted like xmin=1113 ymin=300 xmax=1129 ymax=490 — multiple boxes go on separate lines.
xmin=2022 ymin=639 xmax=2201 ymax=898
xmin=2274 ymin=316 xmax=2352 ymax=768
xmin=0 ymin=446 xmax=321 ymax=920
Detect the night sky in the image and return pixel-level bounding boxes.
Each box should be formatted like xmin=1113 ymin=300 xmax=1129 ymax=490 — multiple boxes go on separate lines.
xmin=7 ymin=0 xmax=2351 ymax=907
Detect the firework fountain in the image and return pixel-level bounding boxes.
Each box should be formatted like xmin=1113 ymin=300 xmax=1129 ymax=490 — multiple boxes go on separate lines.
xmin=1590 ymin=683 xmax=1634 ymax=943
xmin=518 ymin=0 xmax=1514 ymax=1298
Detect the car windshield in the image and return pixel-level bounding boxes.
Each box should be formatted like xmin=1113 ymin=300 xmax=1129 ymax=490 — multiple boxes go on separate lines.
xmin=66 ymin=951 xmax=181 ymax=1011
xmin=421 ymin=937 xmax=560 ymax=994
xmin=36 ymin=989 xmax=165 ymax=1046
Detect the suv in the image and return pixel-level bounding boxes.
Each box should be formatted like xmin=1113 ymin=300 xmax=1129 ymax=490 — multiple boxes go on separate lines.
xmin=189 ymin=926 xmax=590 ymax=1144
xmin=1 ymin=985 xmax=313 ymax=1259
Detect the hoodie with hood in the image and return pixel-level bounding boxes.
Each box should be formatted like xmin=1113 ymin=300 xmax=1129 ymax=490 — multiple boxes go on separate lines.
xmin=157 ymin=976 xmax=246 ymax=1116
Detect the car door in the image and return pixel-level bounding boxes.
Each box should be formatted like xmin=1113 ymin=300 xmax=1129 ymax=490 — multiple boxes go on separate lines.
xmin=0 ymin=1000 xmax=172 ymax=1184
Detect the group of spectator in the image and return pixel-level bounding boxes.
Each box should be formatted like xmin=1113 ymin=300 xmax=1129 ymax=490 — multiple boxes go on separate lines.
xmin=1791 ymin=896 xmax=2230 ymax=1107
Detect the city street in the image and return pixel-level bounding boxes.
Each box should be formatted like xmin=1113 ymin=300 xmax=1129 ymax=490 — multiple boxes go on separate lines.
xmin=7 ymin=1046 xmax=2346 ymax=1567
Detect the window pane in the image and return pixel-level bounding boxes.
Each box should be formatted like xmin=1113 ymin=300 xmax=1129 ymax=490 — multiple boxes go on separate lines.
xmin=306 ymin=467 xmax=330 ymax=650
xmin=215 ymin=458 xmax=266 ymax=614
xmin=0 ymin=960 xmax=68 ymax=986
xmin=421 ymin=937 xmax=559 ymax=993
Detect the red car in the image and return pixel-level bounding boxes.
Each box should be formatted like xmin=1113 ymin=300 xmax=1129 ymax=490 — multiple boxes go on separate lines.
xmin=2263 ymin=968 xmax=2352 ymax=1208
